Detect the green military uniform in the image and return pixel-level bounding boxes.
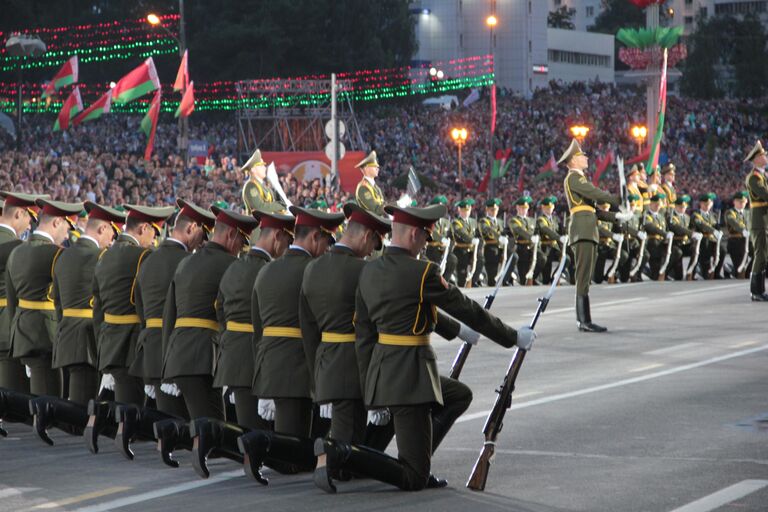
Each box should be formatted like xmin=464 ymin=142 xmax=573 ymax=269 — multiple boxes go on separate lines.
xmin=594 ymin=208 xmax=626 ymax=284
xmin=354 ymin=151 xmax=386 ymax=216
xmin=725 ymin=192 xmax=750 ymax=278
xmin=536 ymin=196 xmax=567 ymax=284
xmin=479 ymin=198 xmax=503 ymax=286
xmin=668 ymin=198 xmax=695 ymax=281
xmin=241 ymin=149 xmax=284 ymax=216
xmin=507 ymin=197 xmax=543 ymax=285
xmin=424 ymin=196 xmax=456 ymax=282
xmin=744 ymin=142 xmax=768 ymax=299
xmin=661 ymin=163 xmax=677 ymax=216
xmin=618 ymin=197 xmax=649 ymax=282
xmin=451 ymin=199 xmax=477 ymax=287
xmin=643 ymin=198 xmax=678 ymax=280
xmin=691 ymin=194 xmax=722 ymax=278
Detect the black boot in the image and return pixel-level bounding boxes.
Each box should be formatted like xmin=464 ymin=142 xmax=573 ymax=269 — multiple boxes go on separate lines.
xmin=751 ymin=272 xmax=768 ymax=301
xmin=115 ymin=405 xmax=180 ymax=460
xmin=153 ymin=418 xmax=192 ymax=468
xmin=84 ymin=400 xmax=119 ymax=454
xmin=314 ymin=437 xmax=408 ymax=493
xmin=363 ymin=423 xmax=395 ymax=452
xmin=577 ymin=295 xmax=607 ymax=332
xmin=237 ymin=430 xmax=316 ymax=484
xmin=237 ymin=430 xmax=271 ymax=484
xmin=0 ymin=388 xmax=34 ymax=425
xmin=29 ymin=396 xmax=88 ymax=445
xmin=189 ymin=418 xmax=246 ymax=479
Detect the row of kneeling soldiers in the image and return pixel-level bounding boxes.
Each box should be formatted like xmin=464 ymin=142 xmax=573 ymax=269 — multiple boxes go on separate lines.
xmin=0 ymin=191 xmax=535 ymax=492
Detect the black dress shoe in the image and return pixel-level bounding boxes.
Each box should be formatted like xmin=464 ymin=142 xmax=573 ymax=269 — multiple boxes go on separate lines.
xmin=751 ymin=293 xmax=768 ymax=302
xmin=426 ymin=474 xmax=448 ymax=488
xmin=578 ymin=322 xmax=608 ymax=333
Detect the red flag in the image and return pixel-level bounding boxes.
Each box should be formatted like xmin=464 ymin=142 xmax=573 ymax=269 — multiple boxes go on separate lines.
xmin=42 ymin=56 xmax=78 ymax=98
xmin=517 ymin=165 xmax=526 ymax=193
xmin=626 ymin=147 xmax=651 ymax=165
xmin=72 ymin=90 xmax=112 ymax=126
xmin=53 ymin=86 xmax=83 ymax=131
xmin=112 ymin=57 xmax=160 ymax=104
xmin=478 ymin=168 xmax=491 ymax=193
xmin=140 ymin=90 xmax=162 ymax=161
xmin=647 ymin=48 xmax=669 ymax=172
xmin=173 ymin=49 xmax=189 ymax=92
xmin=592 ymin=151 xmax=614 ymax=185
xmin=490 ymin=84 xmax=497 ymax=134
xmin=175 ymin=81 xmax=195 ymax=118
xmin=534 ymin=153 xmax=557 ymax=181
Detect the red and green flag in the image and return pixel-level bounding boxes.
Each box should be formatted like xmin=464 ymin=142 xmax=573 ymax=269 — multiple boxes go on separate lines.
xmin=491 ymin=148 xmax=513 ymax=179
xmin=517 ymin=165 xmax=526 ymax=193
xmin=72 ymin=90 xmax=112 ymax=126
xmin=534 ymin=152 xmax=557 ymax=181
xmin=173 ymin=49 xmax=189 ymax=92
xmin=112 ymin=57 xmax=161 ymax=105
xmin=140 ymin=89 xmax=162 ymax=160
xmin=175 ymin=81 xmax=195 ymax=118
xmin=592 ymin=151 xmax=615 ymax=185
xmin=646 ymin=48 xmax=668 ymax=173
xmin=42 ymin=55 xmax=78 ymax=99
xmin=53 ymin=86 xmax=83 ymax=131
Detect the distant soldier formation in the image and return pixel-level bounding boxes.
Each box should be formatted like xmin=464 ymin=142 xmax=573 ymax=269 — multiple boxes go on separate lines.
xmin=0 ymin=138 xmax=764 ymax=493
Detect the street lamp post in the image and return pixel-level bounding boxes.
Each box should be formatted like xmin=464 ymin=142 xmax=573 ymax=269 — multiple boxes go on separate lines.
xmin=5 ymin=34 xmax=46 ymax=151
xmin=631 ymin=125 xmax=647 ymax=154
xmin=486 ymin=14 xmax=497 ymax=198
xmin=569 ymin=125 xmax=590 ymax=143
xmin=451 ymin=127 xmax=468 ymax=195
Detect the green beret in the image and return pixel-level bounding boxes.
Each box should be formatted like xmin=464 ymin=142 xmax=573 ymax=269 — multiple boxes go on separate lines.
xmin=457 ymin=198 xmax=476 ymax=208
xmin=78 ymin=209 xmax=88 ymax=218
xmin=485 ymin=198 xmax=502 ymax=207
xmin=410 ymin=200 xmax=418 ymax=207
xmin=699 ymin=192 xmax=716 ymax=202
xmin=733 ymin=190 xmax=749 ymax=200
xmin=650 ymin=193 xmax=666 ymax=202
xmin=539 ymin=196 xmax=557 ymax=206
xmin=674 ymin=195 xmax=690 ymax=205
xmin=628 ymin=193 xmax=641 ymax=202
xmin=515 ymin=196 xmax=533 ymax=206
xmin=431 ymin=195 xmax=448 ymax=205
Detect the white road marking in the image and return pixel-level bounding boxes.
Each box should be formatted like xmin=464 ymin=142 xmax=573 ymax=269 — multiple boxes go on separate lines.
xmin=668 ymin=479 xmax=768 ymax=512
xmin=73 ymin=471 xmax=243 ymax=512
xmin=629 ymin=363 xmax=665 ymax=373
xmin=670 ymin=283 xmax=743 ymax=296
xmin=0 ymin=488 xmax=23 ymax=499
xmin=456 ymin=344 xmax=768 ymax=424
xmin=32 ymin=487 xmax=129 ymax=510
xmin=524 ymin=297 xmax=647 ymax=317
xmin=645 ymin=342 xmax=700 ymax=355
xmin=730 ymin=340 xmax=758 ymax=349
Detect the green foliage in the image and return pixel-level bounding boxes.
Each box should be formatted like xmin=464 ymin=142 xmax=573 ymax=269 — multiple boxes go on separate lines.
xmin=589 ymin=0 xmax=645 ymax=34
xmin=548 ymin=6 xmax=575 ymax=30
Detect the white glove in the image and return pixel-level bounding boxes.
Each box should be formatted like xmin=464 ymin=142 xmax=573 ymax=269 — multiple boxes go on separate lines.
xmin=615 ymin=211 xmax=634 ymax=222
xmin=692 ymin=232 xmax=703 ymax=241
xmin=530 ymin=235 xmax=540 ymax=245
xmin=25 ymin=365 xmax=31 ymax=378
xmin=319 ymin=403 xmax=333 ymax=419
xmin=144 ymin=384 xmax=156 ymax=400
xmin=742 ymin=229 xmax=749 ymax=238
xmin=665 ymin=231 xmax=674 ymax=241
xmin=441 ymin=237 xmax=451 ymax=247
xmin=458 ymin=322 xmax=481 ymax=345
xmin=383 ymin=238 xmax=391 ymax=247
xmin=367 ymin=408 xmax=391 ymax=426
xmin=637 ymin=231 xmax=648 ymax=241
xmin=160 ymin=383 xmax=181 ymax=397
xmin=559 ymin=235 xmax=569 ymax=245
xmin=471 ymin=237 xmax=480 ymax=247
xmin=498 ymin=235 xmax=508 ymax=246
xmin=611 ymin=233 xmax=623 ymax=243
xmin=516 ymin=326 xmax=536 ymax=351
xmin=714 ymin=230 xmax=723 ymax=240
xmin=228 ymin=391 xmax=236 ymax=405
xmin=258 ymin=399 xmax=275 ymax=421
xmin=100 ymin=373 xmax=115 ymax=391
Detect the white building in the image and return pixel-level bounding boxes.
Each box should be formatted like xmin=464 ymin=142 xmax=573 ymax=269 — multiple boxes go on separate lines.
xmin=667 ymin=0 xmax=768 ymax=33
xmin=547 ymin=28 xmax=614 ymax=83
xmin=548 ymin=0 xmax=602 ymax=31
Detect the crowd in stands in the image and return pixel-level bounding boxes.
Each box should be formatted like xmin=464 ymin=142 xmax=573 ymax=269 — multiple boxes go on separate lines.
xmin=0 ymin=81 xmax=763 ymax=215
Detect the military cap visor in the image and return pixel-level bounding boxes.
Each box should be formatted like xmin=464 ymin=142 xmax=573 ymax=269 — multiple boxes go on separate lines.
xmin=241 ymin=149 xmax=266 ymax=172
xmin=485 ymin=198 xmax=502 ymax=207
xmin=733 ymin=190 xmax=749 ymax=200
xmin=252 ymin=209 xmax=296 ymax=236
xmin=384 ymin=204 xmax=446 ymax=242
xmin=212 ymin=206 xmax=260 ymax=243
xmin=1 ymin=192 xmax=48 ymax=209
xmin=699 ymin=192 xmax=716 ymax=202
xmin=649 ymin=193 xmax=666 ymax=202
xmin=457 ymin=198 xmax=475 ymax=208
xmin=744 ymin=141 xmax=766 ymax=162
xmin=343 ymin=202 xmax=391 ymax=236
xmin=540 ymin=196 xmax=557 ymax=205
xmin=355 ymin=150 xmax=380 ymax=169
xmin=125 ymin=204 xmax=175 ymax=235
xmin=515 ymin=196 xmax=533 ymax=206
xmin=557 ymin=138 xmax=586 ymax=165
xmin=84 ymin=201 xmax=126 ymax=225
xmin=674 ymin=196 xmax=691 ymax=205
xmin=176 ymin=199 xmax=216 ymax=230
xmin=289 ymin=205 xmax=345 ymax=237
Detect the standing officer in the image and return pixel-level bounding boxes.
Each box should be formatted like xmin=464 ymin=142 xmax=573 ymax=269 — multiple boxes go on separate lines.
xmin=28 ymin=202 xmax=125 ymax=445
xmin=691 ymin=193 xmax=724 ymax=279
xmin=237 ymin=206 xmax=344 ymax=484
xmin=355 ymin=151 xmax=386 ymax=216
xmin=661 ymin=163 xmax=678 ymax=211
xmin=451 ymin=199 xmax=477 ymax=287
xmin=6 ymin=199 xmax=83 ymax=397
xmin=536 ymin=196 xmax=569 ymax=284
xmin=242 ymin=149 xmax=283 ymax=215
xmin=115 ymin=200 xmax=214 ymax=460
xmin=725 ymin=191 xmax=751 ymax=278
xmin=507 ymin=196 xmax=542 ymax=285
xmin=560 ymin=139 xmax=631 ymax=332
xmin=479 ymin=198 xmax=505 ymax=286
xmin=313 ymin=203 xmax=535 ymax=493
xmin=424 ymin=196 xmax=456 ymax=282
xmin=745 ymin=141 xmax=768 ymax=300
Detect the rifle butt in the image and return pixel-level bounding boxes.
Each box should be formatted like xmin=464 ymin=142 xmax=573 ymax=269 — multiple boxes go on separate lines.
xmin=657 ymin=272 xmax=665 ymax=282
xmin=525 ymin=278 xmax=533 ymax=286
xmin=466 ymin=445 xmax=493 ymax=491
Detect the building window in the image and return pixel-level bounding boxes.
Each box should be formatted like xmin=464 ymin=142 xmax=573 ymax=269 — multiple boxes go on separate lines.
xmin=460 ymin=33 xmax=463 ymax=48
xmin=700 ymin=7 xmax=707 ymax=17
xmin=684 ymin=15 xmax=694 ymax=25
xmin=586 ymin=6 xmax=594 ymax=17
xmin=548 ymin=49 xmax=611 ymax=68
xmin=529 ymin=40 xmax=532 ymax=53
xmin=554 ymin=0 xmax=562 ymax=5
xmin=715 ymin=1 xmax=767 ymax=15
xmin=685 ymin=0 xmax=693 ymax=5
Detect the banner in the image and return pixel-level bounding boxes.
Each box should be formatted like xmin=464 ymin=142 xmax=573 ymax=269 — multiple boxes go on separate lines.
xmin=260 ymin=151 xmax=366 ymax=193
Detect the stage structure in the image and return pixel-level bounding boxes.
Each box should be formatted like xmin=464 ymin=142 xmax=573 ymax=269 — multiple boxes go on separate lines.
xmin=235 ymin=77 xmax=364 ymax=158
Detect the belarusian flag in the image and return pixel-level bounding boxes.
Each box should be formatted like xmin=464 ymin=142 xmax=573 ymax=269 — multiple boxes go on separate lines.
xmin=534 ymin=152 xmax=557 ymax=181
xmin=592 ymin=151 xmax=615 ymax=185
xmin=42 ymin=56 xmax=78 ymax=98
xmin=491 ymin=148 xmax=513 ymax=179
xmin=646 ymin=48 xmax=668 ymax=173
xmin=140 ymin=89 xmax=162 ymax=160
xmin=175 ymin=81 xmax=194 ymax=118
xmin=173 ymin=49 xmax=189 ymax=92
xmin=53 ymin=86 xmax=83 ymax=131
xmin=72 ymin=89 xmax=112 ymax=126
xmin=112 ymin=57 xmax=160 ymax=104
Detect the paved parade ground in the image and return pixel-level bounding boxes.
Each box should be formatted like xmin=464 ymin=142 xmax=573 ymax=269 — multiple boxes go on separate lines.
xmin=1 ymin=280 xmax=766 ymax=512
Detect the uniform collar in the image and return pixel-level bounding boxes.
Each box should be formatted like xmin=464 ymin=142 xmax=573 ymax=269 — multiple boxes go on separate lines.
xmin=288 ymin=244 xmax=312 ymax=256
xmin=32 ymin=229 xmax=55 ymax=244
xmin=205 ymin=241 xmax=228 ymax=253
xmin=568 ymin=168 xmax=585 ymax=176
xmin=120 ymin=232 xmax=140 ymax=246
xmin=332 ymin=243 xmax=357 ymax=257
xmin=250 ymin=246 xmax=272 ymax=260
xmin=364 ymin=176 xmax=376 ymax=186
xmin=0 ymin=223 xmax=17 ymax=238
xmin=384 ymin=245 xmax=411 ymax=256
xmin=166 ymin=237 xmax=188 ymax=252
xmin=78 ymin=234 xmax=100 ymax=248
xmin=163 ymin=238 xmax=187 ymax=250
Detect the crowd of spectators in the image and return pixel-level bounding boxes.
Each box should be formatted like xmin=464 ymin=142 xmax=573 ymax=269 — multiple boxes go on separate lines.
xmin=0 ymin=81 xmax=764 ymax=216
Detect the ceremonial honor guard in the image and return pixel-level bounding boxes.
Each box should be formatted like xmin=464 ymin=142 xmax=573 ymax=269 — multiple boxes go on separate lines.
xmin=536 ymin=196 xmax=569 ymax=284
xmin=637 ymin=164 xmax=651 ymax=211
xmin=661 ymin=163 xmax=677 ymax=209
xmin=508 ymin=195 xmax=542 ymax=285
xmin=115 ymin=200 xmax=214 ymax=460
xmin=237 ymin=206 xmax=344 ymax=483
xmin=643 ymin=193 xmax=678 ymax=280
xmin=594 ymin=202 xmax=627 ymax=284
xmin=725 ymin=191 xmax=750 ymax=278
xmin=691 ymin=193 xmax=724 ymax=278
xmin=27 ymin=202 xmax=125 ymax=445
xmin=242 ymin=149 xmax=283 ymax=215
xmin=668 ymin=195 xmax=701 ymax=281
xmin=355 ymin=151 xmax=386 ymax=216
xmin=627 ymin=166 xmax=645 ymax=214
xmin=424 ymin=196 xmax=456 ymax=282
xmin=745 ymin=141 xmax=768 ymax=300
xmin=560 ymin=139 xmax=630 ymax=332
xmin=479 ymin=198 xmax=505 ymax=286
xmin=451 ymin=199 xmax=477 ymax=287
xmin=618 ymin=194 xmax=648 ymax=282
xmin=313 ymin=203 xmax=535 ymax=492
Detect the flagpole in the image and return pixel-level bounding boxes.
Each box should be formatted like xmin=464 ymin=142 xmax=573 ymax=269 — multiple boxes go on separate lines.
xmin=178 ymin=0 xmax=189 ymax=166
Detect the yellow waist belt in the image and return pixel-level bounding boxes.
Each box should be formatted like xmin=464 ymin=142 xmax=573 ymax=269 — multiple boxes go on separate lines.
xmin=63 ymin=308 xmax=93 ymax=319
xmin=570 ymin=205 xmax=596 ymax=214
xmin=263 ymin=326 xmax=302 ymax=338
xmin=18 ymin=299 xmax=55 ymax=311
xmin=0 ymin=297 xmax=6 ymax=307
xmin=145 ymin=318 xmax=163 ymax=328
xmin=751 ymin=201 xmax=768 ymax=208
xmin=454 ymin=243 xmax=472 ymax=249
xmin=175 ymin=317 xmax=219 ymax=330
xmin=427 ymin=241 xmax=444 ymax=247
xmin=227 ymin=321 xmax=254 ymax=333
xmin=378 ymin=333 xmax=430 ymax=346
xmin=104 ymin=313 xmax=141 ymax=324
xmin=484 ymin=240 xmax=498 ymax=245
xmin=648 ymin=235 xmax=663 ymax=240
xmin=321 ymin=332 xmax=356 ymax=343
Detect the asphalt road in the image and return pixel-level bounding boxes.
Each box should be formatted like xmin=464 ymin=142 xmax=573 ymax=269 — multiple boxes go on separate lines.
xmin=1 ymin=280 xmax=766 ymax=512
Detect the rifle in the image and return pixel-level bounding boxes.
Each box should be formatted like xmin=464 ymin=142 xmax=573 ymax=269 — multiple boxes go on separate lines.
xmin=606 ymin=233 xmax=624 ymax=283
xmin=524 ymin=237 xmax=539 ymax=286
xmin=466 ymin=238 xmax=568 ymax=492
xmin=657 ymin=234 xmax=674 ymax=281
xmin=685 ymin=235 xmax=703 ymax=280
xmin=466 ymin=237 xmax=480 ymax=288
xmin=629 ymin=233 xmax=647 ymax=280
xmin=737 ymin=233 xmax=750 ymax=278
xmin=708 ymin=230 xmax=723 ymax=279
xmin=449 ymin=253 xmax=517 ymax=380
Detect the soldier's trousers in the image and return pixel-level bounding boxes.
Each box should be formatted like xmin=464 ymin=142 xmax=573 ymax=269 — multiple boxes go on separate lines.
xmin=594 ymin=244 xmax=628 ymax=283
xmin=67 ymin=365 xmax=99 ymax=406
xmin=148 ymin=378 xmax=189 ymax=419
xmin=572 ymin=241 xmax=597 ymax=296
xmin=232 ymin=387 xmax=268 ymax=430
xmin=648 ymin=241 xmax=682 ymax=280
xmin=517 ymin=245 xmax=544 ymax=284
xmin=425 ymin=246 xmax=458 ymax=283
xmin=471 ymin=246 xmax=485 ymax=286
xmin=21 ymin=355 xmax=60 ymax=397
xmin=699 ymin=238 xmax=724 ymax=277
xmin=176 ymin=375 xmax=223 ymax=420
xmin=483 ymin=245 xmax=501 ymax=286
xmin=620 ymin=240 xmax=649 ymax=282
xmin=670 ymin=243 xmax=693 ymax=281
xmin=274 ymin=397 xmax=312 ymax=437
xmin=727 ymin=237 xmax=750 ymax=276
xmin=111 ymin=367 xmax=144 ymax=407
xmin=454 ymin=248 xmax=472 ymax=287
xmin=0 ymin=353 xmax=28 ymax=392
xmin=750 ymin=228 xmax=767 ymax=273
xmin=330 ymin=399 xmax=366 ymax=444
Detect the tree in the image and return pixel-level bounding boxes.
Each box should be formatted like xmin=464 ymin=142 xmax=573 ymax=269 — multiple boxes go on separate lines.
xmin=548 ymin=6 xmax=575 ymax=30
xmin=589 ymin=0 xmax=645 ymax=34
xmin=731 ymin=17 xmax=768 ymax=98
